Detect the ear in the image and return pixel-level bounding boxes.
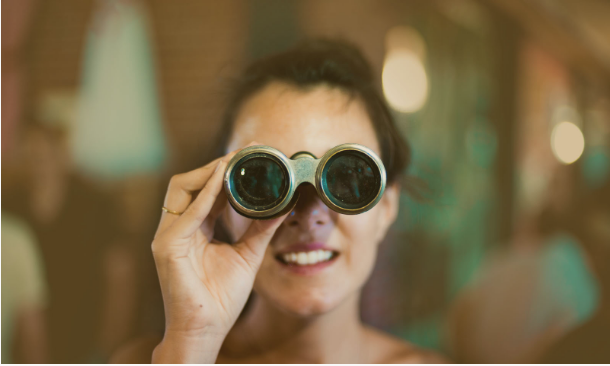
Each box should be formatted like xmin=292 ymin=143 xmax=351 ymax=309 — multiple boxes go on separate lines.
xmin=375 ymin=182 xmax=400 ymax=243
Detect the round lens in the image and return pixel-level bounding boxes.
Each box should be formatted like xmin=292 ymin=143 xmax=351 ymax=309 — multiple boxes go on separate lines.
xmin=321 ymin=151 xmax=381 ymax=209
xmin=231 ymin=154 xmax=288 ymax=210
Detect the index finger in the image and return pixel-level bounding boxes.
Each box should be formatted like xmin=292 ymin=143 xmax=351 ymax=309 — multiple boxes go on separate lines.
xmin=155 ymin=141 xmax=260 ymax=236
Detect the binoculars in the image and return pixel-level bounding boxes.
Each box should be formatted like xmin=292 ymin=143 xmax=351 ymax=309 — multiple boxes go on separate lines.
xmin=224 ymin=144 xmax=386 ymax=219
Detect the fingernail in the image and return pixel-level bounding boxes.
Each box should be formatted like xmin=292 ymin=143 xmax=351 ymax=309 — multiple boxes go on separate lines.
xmin=214 ymin=160 xmax=223 ymax=173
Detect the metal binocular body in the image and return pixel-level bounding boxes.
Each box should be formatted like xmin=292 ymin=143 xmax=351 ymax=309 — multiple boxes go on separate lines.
xmin=224 ymin=143 xmax=386 ymax=219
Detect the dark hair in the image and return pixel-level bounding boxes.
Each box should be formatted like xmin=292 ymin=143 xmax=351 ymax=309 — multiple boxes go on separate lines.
xmin=215 ymin=38 xmax=411 ymax=184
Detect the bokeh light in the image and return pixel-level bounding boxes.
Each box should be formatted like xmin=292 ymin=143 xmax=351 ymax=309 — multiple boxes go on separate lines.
xmin=382 ymin=50 xmax=428 ymax=113
xmin=551 ymin=121 xmax=585 ymax=164
xmin=382 ymin=26 xmax=428 ymax=113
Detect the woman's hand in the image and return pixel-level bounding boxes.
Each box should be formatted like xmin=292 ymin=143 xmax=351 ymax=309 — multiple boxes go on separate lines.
xmin=151 ymin=144 xmax=286 ymax=363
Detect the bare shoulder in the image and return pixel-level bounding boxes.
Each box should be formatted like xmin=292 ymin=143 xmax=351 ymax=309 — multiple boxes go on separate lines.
xmin=109 ymin=333 xmax=163 ymax=364
xmin=364 ymin=326 xmax=449 ymax=364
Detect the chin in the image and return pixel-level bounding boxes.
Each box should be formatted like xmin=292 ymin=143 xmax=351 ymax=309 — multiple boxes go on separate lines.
xmin=258 ymin=285 xmax=347 ymax=317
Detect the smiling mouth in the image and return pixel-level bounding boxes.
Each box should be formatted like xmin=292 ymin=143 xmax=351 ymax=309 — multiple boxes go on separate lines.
xmin=275 ymin=249 xmax=339 ymax=266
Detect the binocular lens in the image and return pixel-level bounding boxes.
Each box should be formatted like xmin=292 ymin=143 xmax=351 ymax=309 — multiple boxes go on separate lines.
xmin=231 ymin=155 xmax=288 ymax=210
xmin=322 ymin=151 xmax=381 ymax=209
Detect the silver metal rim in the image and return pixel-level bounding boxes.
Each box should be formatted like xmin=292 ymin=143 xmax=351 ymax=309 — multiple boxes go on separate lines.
xmin=224 ymin=145 xmax=297 ymax=219
xmin=315 ymin=143 xmax=387 ymax=215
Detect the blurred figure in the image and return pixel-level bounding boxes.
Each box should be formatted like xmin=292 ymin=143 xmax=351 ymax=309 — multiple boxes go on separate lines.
xmin=70 ymin=0 xmax=167 ymax=359
xmin=446 ymin=166 xmax=599 ymax=363
xmin=98 ymin=174 xmax=165 ymax=359
xmin=539 ymin=183 xmax=610 ymax=363
xmin=72 ymin=0 xmax=167 ymax=181
xmin=3 ymin=123 xmax=119 ymax=363
xmin=2 ymin=0 xmax=35 ymax=157
xmin=1 ymin=211 xmax=48 ymax=364
xmin=2 ymin=1 xmax=48 ymax=362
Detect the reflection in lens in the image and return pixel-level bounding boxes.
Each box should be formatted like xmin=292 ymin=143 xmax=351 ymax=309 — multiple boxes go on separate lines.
xmin=322 ymin=151 xmax=380 ymax=209
xmin=232 ymin=155 xmax=288 ymax=210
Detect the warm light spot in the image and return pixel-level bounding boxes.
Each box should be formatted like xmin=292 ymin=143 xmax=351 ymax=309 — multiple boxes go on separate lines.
xmin=382 ymin=50 xmax=428 ymax=113
xmin=551 ymin=121 xmax=585 ymax=164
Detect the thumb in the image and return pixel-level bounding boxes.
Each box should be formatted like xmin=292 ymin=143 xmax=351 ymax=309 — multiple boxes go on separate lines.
xmin=234 ymin=214 xmax=288 ymax=267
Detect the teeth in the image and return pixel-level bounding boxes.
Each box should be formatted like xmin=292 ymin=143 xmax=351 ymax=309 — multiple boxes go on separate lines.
xmin=307 ymin=251 xmax=318 ymax=264
xmin=280 ymin=250 xmax=335 ymax=266
xmin=317 ymin=249 xmax=324 ymax=260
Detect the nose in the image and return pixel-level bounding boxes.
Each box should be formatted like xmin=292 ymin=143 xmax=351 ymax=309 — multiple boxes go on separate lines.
xmin=283 ymin=184 xmax=332 ymax=231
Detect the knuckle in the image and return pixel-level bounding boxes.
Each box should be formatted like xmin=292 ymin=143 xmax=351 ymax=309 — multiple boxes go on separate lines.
xmin=151 ymin=239 xmax=162 ymax=255
xmin=185 ymin=204 xmax=207 ymax=222
xmin=151 ymin=238 xmax=169 ymax=257
xmin=200 ymin=181 xmax=214 ymax=195
xmin=168 ymin=174 xmax=183 ymax=188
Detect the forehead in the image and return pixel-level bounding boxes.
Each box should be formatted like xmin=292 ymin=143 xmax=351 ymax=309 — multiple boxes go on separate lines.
xmin=226 ymin=82 xmax=380 ymax=158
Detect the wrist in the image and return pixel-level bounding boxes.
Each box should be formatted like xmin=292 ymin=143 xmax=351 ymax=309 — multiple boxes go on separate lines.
xmin=152 ymin=331 xmax=226 ymax=364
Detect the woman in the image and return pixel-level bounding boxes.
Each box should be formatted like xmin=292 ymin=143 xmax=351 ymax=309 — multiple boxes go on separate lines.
xmin=115 ymin=39 xmax=444 ymax=363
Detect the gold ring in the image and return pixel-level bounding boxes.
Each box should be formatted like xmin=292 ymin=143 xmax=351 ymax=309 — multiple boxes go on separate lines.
xmin=162 ymin=206 xmax=184 ymax=215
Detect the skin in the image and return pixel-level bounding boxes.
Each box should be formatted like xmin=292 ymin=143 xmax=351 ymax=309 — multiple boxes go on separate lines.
xmin=118 ymin=82 xmax=444 ymax=363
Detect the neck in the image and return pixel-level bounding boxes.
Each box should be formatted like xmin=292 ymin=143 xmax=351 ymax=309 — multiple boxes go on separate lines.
xmin=224 ymin=291 xmax=368 ymax=363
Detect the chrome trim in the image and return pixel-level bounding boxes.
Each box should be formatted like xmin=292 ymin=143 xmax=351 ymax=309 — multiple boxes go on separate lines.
xmin=316 ymin=143 xmax=386 ymax=215
xmin=224 ymin=145 xmax=296 ymax=219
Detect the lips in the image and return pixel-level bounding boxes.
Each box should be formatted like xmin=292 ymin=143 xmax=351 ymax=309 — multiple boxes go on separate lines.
xmin=275 ymin=242 xmax=332 ymax=254
xmin=274 ymin=242 xmax=340 ymax=275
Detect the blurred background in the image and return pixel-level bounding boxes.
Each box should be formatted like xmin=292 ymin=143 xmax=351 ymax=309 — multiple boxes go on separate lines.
xmin=2 ymin=0 xmax=609 ymax=363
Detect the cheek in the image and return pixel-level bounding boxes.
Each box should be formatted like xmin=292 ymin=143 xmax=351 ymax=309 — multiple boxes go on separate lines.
xmin=337 ymin=211 xmax=383 ymax=281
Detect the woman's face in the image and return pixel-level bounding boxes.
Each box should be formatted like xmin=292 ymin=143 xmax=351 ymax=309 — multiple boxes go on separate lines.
xmin=224 ymin=82 xmax=399 ymax=316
